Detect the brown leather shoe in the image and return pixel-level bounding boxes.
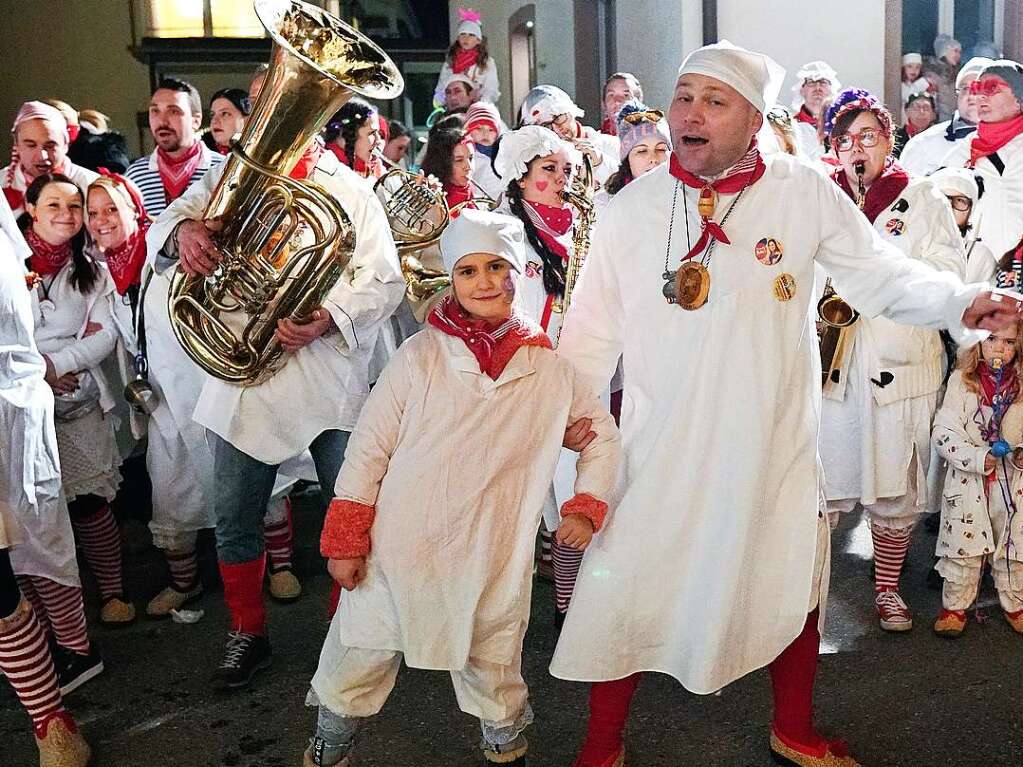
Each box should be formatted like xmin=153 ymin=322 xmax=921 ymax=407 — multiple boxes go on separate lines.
xmin=933 ymin=609 xmax=967 ymax=637
xmin=99 ymin=597 xmax=136 ymax=627
xmin=35 ymin=712 xmax=91 ymax=767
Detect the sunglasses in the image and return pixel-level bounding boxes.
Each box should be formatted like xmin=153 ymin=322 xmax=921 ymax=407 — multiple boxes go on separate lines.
xmin=968 ymin=78 xmax=1011 ymax=97
xmin=832 ymin=128 xmax=883 ymax=153
xmin=945 ymin=194 xmax=972 ymax=212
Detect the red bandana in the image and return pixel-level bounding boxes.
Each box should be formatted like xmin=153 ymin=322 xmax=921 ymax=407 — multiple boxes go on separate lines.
xmin=289 ymin=141 xmax=324 ymax=181
xmin=668 ymin=142 xmax=766 ymax=262
xmin=968 ymin=113 xmax=1023 ymax=168
xmin=25 ymin=228 xmax=72 ymax=276
xmin=522 ymin=199 xmax=572 ymax=261
xmin=600 ymin=116 xmax=616 ymax=136
xmin=978 ymin=362 xmax=1019 ymax=408
xmin=795 ymin=106 xmax=817 ymax=126
xmin=214 ymin=143 xmax=230 ymax=155
xmin=156 ymin=141 xmax=203 ymax=203
xmin=451 ymin=47 xmax=480 ymax=75
xmin=103 ymin=229 xmax=148 ymax=295
xmin=831 ymin=161 xmax=910 ymax=223
xmin=3 ymin=186 xmax=23 ymax=214
xmin=444 ymin=182 xmax=474 ymax=212
xmin=428 ymin=294 xmax=552 ymax=380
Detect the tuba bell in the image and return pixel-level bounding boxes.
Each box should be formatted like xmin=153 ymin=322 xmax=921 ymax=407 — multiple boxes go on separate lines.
xmin=167 ymin=0 xmax=403 ymax=385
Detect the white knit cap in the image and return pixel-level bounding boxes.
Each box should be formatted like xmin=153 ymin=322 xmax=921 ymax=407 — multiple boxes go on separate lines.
xmin=678 ymin=40 xmax=786 ymax=114
xmin=520 ymin=85 xmax=584 ymax=126
xmin=930 ymin=167 xmax=979 ymax=204
xmin=957 ymin=56 xmax=995 ymax=88
xmin=456 ymin=8 xmax=483 ymax=39
xmin=440 ymin=208 xmax=526 ymax=274
xmin=494 ymin=125 xmax=580 ymax=183
xmin=902 ymin=53 xmax=923 ymax=66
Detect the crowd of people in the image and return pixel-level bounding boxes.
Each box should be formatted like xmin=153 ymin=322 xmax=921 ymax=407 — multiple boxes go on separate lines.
xmin=3 ymin=6 xmax=1023 ymax=767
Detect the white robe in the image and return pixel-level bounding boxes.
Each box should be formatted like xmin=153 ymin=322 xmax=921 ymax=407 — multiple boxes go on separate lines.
xmin=820 ymin=177 xmax=966 ymax=507
xmin=328 ymin=327 xmax=619 ymax=670
xmin=548 ymin=155 xmax=983 ymax=693
xmin=147 ymin=151 xmax=405 ymax=464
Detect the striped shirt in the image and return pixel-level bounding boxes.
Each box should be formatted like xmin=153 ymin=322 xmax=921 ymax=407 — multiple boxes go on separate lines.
xmin=125 ymin=144 xmax=223 ymax=218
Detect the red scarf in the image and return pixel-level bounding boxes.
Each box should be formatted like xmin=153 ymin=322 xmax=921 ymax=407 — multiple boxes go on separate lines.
xmin=156 ymin=141 xmax=203 ymax=203
xmin=4 ymin=159 xmax=67 ymax=213
xmin=831 ymin=161 xmax=910 ymax=224
xmin=328 ymin=143 xmax=379 ymax=179
xmin=214 ymin=143 xmax=230 ymax=155
xmin=522 ymin=199 xmax=572 ymax=262
xmin=451 ymin=47 xmax=480 ymax=75
xmin=968 ymin=113 xmax=1023 ymax=168
xmin=103 ymin=228 xmax=149 ymax=295
xmin=289 ymin=141 xmax=324 ymax=181
xmin=668 ymin=142 xmax=766 ymax=262
xmin=978 ymin=362 xmax=1020 ymax=407
xmin=25 ymin=228 xmax=72 ymax=276
xmin=600 ymin=116 xmax=616 ymax=136
xmin=444 ymin=182 xmax=474 ymax=212
xmin=796 ymin=106 xmax=817 ymax=126
xmin=428 ymin=294 xmax=552 ymax=380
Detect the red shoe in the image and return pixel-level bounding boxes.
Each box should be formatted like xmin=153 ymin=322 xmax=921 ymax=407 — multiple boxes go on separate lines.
xmin=571 ymin=746 xmax=624 ymax=767
xmin=874 ymin=588 xmax=913 ymax=632
xmin=770 ymin=728 xmax=860 ymax=766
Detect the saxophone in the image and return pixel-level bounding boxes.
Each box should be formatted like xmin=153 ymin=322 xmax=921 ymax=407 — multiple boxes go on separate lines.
xmin=552 ymin=154 xmax=595 ymax=334
xmin=817 ymin=161 xmax=863 ymax=388
xmin=167 ymin=0 xmax=403 ymax=385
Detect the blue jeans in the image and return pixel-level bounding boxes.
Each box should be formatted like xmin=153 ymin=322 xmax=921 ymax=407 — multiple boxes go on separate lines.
xmin=209 ymin=429 xmax=350 ymax=564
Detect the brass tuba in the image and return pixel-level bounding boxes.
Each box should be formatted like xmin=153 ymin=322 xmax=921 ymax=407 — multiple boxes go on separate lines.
xmin=168 ymin=0 xmax=403 ymax=384
xmin=818 ymin=161 xmax=864 ymax=388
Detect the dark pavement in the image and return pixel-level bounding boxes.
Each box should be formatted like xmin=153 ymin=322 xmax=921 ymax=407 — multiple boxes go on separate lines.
xmin=3 ymin=494 xmax=1022 ymax=767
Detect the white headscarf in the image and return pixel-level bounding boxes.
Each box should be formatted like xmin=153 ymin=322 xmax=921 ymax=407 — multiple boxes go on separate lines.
xmin=519 ymin=85 xmax=584 ymax=126
xmin=494 ymin=125 xmax=580 ymax=183
xmin=440 ymin=208 xmax=526 ymax=274
xmin=789 ymin=60 xmax=841 ymax=111
xmin=677 ymin=40 xmax=786 ymax=114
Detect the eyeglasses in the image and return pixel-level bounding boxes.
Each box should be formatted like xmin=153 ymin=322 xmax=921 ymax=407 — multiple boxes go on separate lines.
xmin=968 ymin=78 xmax=1011 ymax=97
xmin=832 ymin=128 xmax=883 ymax=153
xmin=945 ymin=194 xmax=972 ymax=212
xmin=540 ymin=113 xmax=572 ymax=129
xmin=803 ymin=79 xmax=831 ymax=89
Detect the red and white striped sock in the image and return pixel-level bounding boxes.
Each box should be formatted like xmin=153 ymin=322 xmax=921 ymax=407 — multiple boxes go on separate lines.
xmin=166 ymin=549 xmax=199 ymax=591
xmin=0 ymin=600 xmax=66 ymax=735
xmin=539 ymin=529 xmax=553 ymax=564
xmin=553 ymin=538 xmax=584 ymax=614
xmin=71 ymin=505 xmax=124 ymax=600
xmin=30 ymin=577 xmax=91 ymax=654
xmin=871 ymin=524 xmax=913 ymax=592
xmin=263 ymin=499 xmax=294 ymax=572
xmin=15 ymin=576 xmax=50 ymax=638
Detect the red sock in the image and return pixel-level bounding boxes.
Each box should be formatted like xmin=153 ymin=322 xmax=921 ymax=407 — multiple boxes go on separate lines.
xmin=72 ymin=505 xmax=124 ymax=600
xmin=263 ymin=499 xmax=294 ymax=572
xmin=871 ymin=524 xmax=913 ymax=592
xmin=15 ymin=576 xmax=50 ymax=638
xmin=0 ymin=600 xmax=66 ymax=736
xmin=552 ymin=538 xmax=584 ymax=613
xmin=573 ymin=674 xmax=642 ymax=766
xmin=29 ymin=577 xmax=90 ymax=654
xmin=219 ymin=558 xmax=267 ymax=635
xmin=166 ymin=548 xmax=199 ymax=591
xmin=768 ymin=609 xmax=822 ymax=750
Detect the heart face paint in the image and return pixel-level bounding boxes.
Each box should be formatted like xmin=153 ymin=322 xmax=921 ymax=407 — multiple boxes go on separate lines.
xmin=535 ymin=180 xmax=549 ymax=192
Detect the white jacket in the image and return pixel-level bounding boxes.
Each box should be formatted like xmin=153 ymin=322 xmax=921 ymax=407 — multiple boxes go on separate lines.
xmin=942 ymin=130 xmax=1023 ymax=258
xmin=147 ymin=151 xmax=404 ymax=463
xmin=899 ymin=118 xmax=975 ymax=177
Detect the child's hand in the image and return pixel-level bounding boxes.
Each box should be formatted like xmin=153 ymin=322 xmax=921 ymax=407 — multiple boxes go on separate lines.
xmin=984 ymin=452 xmax=997 ymax=475
xmin=556 ymin=515 xmax=595 ymax=551
xmin=328 ymin=557 xmax=367 ymax=591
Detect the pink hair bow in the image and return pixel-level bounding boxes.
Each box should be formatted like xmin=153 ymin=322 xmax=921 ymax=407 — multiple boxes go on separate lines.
xmin=458 ymin=7 xmax=482 ymax=22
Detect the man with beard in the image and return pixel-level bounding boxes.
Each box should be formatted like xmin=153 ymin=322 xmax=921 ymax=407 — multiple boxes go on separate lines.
xmin=125 ymin=78 xmax=223 ymax=218
xmin=901 ymin=56 xmax=992 ymax=177
xmin=2 ymin=101 xmax=98 ymax=218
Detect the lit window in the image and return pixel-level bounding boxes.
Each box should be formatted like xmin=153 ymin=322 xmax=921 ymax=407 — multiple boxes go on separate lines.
xmin=145 ymin=0 xmax=265 ymax=38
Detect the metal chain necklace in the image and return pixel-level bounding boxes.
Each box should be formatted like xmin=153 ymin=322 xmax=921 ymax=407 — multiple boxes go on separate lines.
xmin=662 ymin=179 xmax=749 ymax=310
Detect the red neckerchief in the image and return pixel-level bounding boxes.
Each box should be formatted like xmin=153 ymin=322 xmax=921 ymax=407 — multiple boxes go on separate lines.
xmin=522 ymin=199 xmax=572 ymax=261
xmin=156 ymin=142 xmax=203 ymax=203
xmin=103 ymin=226 xmax=149 ymax=295
xmin=796 ymin=106 xmax=817 ymax=126
xmin=978 ymin=362 xmax=1020 ymax=407
xmin=214 ymin=143 xmax=230 ymax=155
xmin=428 ymin=294 xmax=552 ymax=380
xmin=67 ymin=124 xmax=80 ymax=143
xmin=968 ymin=113 xmax=1023 ymax=168
xmin=600 ymin=116 xmax=616 ymax=136
xmin=444 ymin=182 xmax=474 ymax=212
xmin=25 ymin=228 xmax=72 ymax=276
xmin=289 ymin=141 xmax=324 ymax=181
xmin=3 ymin=186 xmax=23 ymax=213
xmin=668 ymin=141 xmax=766 ymax=262
xmin=4 ymin=159 xmax=67 ymax=212
xmin=831 ymin=161 xmax=910 ymax=224
xmin=451 ymin=47 xmax=480 ymax=75
xmin=905 ymin=121 xmax=924 ymax=138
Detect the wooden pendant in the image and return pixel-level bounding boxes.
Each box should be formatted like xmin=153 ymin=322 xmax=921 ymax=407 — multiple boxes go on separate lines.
xmin=675 ymin=262 xmax=711 ymax=310
xmin=697 ymin=186 xmax=717 ymax=218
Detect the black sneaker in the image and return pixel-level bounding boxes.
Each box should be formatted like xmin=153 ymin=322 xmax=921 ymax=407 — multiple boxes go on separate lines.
xmin=212 ymin=631 xmax=271 ymax=691
xmin=53 ymin=643 xmax=105 ymax=695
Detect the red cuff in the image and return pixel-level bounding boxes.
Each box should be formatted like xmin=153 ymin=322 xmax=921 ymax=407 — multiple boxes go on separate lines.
xmin=320 ymin=499 xmax=376 ymax=559
xmin=560 ymin=492 xmax=609 ymax=532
